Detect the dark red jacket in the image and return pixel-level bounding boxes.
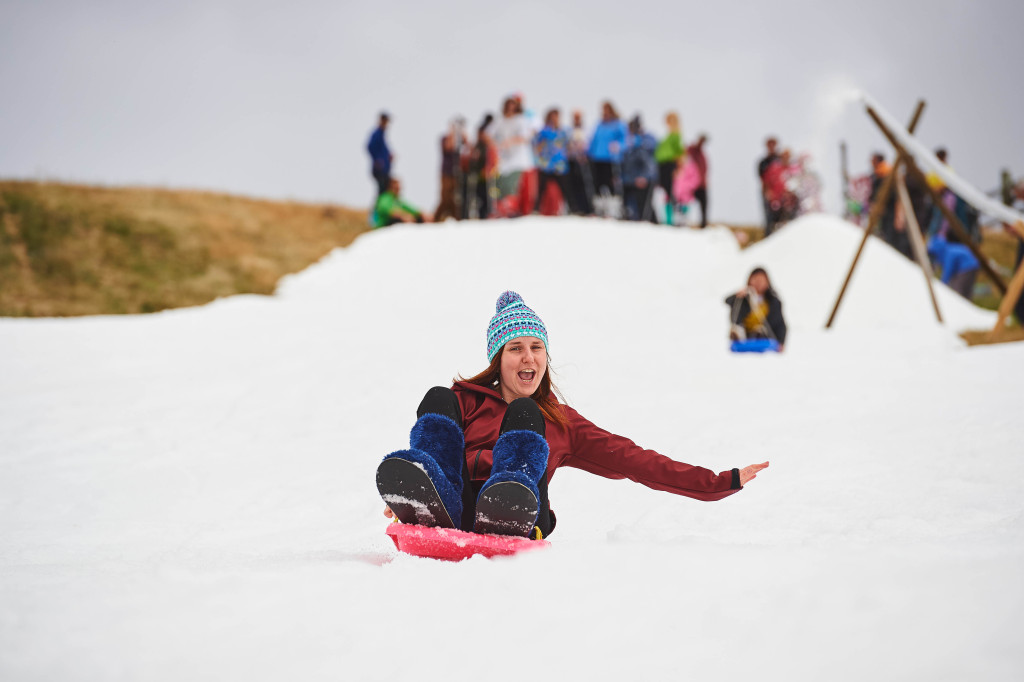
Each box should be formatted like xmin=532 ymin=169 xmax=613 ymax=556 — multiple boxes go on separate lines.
xmin=453 ymin=381 xmax=741 ymax=501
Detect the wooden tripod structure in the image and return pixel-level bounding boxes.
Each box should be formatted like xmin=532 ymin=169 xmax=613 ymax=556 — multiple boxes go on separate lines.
xmin=827 ymin=98 xmax=1024 ymax=338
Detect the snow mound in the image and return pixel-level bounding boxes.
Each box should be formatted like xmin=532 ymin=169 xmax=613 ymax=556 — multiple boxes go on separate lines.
xmin=737 ymin=214 xmax=994 ymax=332
xmin=1 ymin=215 xmax=1021 ymax=682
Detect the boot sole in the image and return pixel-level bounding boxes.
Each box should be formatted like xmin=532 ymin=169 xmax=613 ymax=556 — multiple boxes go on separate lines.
xmin=376 ymin=458 xmax=456 ymax=529
xmin=474 ymin=481 xmax=538 ymax=537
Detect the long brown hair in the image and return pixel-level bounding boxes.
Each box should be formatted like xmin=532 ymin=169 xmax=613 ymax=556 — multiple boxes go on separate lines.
xmin=458 ymin=349 xmax=570 ymax=430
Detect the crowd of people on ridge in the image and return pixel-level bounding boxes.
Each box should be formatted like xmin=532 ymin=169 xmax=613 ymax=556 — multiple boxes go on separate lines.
xmin=366 ymin=95 xmax=723 ymax=228
xmin=366 ymin=98 xmax=1023 ymax=325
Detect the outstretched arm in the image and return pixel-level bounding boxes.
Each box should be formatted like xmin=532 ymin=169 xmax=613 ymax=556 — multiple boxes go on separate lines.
xmin=739 ymin=461 xmax=769 ymax=485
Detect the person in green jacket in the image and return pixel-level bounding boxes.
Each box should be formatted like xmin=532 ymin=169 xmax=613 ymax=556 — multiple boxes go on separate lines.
xmin=654 ymin=111 xmax=685 ymax=226
xmin=373 ymin=178 xmax=427 ymax=228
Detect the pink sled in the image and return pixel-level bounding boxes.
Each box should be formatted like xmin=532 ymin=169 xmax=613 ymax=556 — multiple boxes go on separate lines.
xmin=386 ymin=522 xmax=550 ymax=562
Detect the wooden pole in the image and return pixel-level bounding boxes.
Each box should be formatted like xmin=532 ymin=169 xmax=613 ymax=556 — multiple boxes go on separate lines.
xmin=826 ymin=100 xmax=926 ymax=328
xmin=865 ymin=106 xmax=1008 ymax=295
xmin=896 ymin=176 xmax=943 ymax=323
xmin=991 ymin=220 xmax=1024 ymax=336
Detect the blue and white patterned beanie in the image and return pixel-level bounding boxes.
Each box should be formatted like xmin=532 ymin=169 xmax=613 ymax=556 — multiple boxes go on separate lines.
xmin=486 ymin=291 xmax=549 ymax=361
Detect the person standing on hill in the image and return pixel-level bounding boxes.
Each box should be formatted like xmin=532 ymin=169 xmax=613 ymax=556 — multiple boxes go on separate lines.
xmin=434 ymin=117 xmax=467 ymax=222
xmin=492 ymin=97 xmax=537 ymax=217
xmin=687 ymin=134 xmax=709 ymax=228
xmin=465 ymin=114 xmax=498 ymax=220
xmin=588 ymin=101 xmax=628 ymax=216
xmin=366 ymin=112 xmax=393 ymax=198
xmin=621 ymin=116 xmax=658 ymax=223
xmin=758 ymin=137 xmax=780 ymax=235
xmin=869 ymin=152 xmax=911 ymax=259
xmin=761 ymin=149 xmax=798 ymax=231
xmin=566 ymin=110 xmax=594 ymax=216
xmin=533 ymin=108 xmax=571 ymax=216
xmin=655 ymin=112 xmax=685 ymax=226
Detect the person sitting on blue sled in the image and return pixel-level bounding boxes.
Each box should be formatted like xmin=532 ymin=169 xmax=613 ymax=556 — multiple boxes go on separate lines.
xmin=378 ymin=291 xmax=769 ymax=540
xmin=725 ymin=267 xmax=787 ymax=352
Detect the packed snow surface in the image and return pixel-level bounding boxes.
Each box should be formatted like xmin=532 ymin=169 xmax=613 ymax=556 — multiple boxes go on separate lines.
xmin=1 ymin=215 xmax=1021 ymax=681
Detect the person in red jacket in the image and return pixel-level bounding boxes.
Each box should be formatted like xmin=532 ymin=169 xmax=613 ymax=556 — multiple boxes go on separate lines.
xmin=380 ymin=291 xmax=769 ymax=539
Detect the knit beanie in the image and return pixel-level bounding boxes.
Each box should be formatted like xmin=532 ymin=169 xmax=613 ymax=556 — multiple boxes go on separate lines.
xmin=486 ymin=291 xmax=548 ymax=361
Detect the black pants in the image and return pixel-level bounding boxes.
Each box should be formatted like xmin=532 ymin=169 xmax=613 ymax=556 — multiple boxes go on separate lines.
xmin=536 ymin=172 xmax=570 ymax=213
xmin=591 ymin=161 xmax=619 ymax=197
xmin=624 ymin=184 xmax=656 ymax=223
xmin=657 ymin=161 xmax=676 ymax=197
xmin=373 ymin=169 xmax=390 ymax=196
xmin=694 ymin=186 xmax=708 ymax=228
xmin=567 ymin=160 xmax=593 ymax=215
xmin=416 ymin=387 xmax=554 ymax=537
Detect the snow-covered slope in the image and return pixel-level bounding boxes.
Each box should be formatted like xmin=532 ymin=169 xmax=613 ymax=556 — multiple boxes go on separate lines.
xmin=1 ymin=215 xmax=1021 ymax=681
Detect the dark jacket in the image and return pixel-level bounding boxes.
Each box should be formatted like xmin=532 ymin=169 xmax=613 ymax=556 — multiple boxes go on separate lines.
xmin=725 ymin=290 xmax=787 ymax=344
xmin=367 ymin=127 xmax=391 ymax=174
xmin=620 ymin=132 xmax=658 ymax=186
xmin=453 ymin=381 xmax=741 ymax=501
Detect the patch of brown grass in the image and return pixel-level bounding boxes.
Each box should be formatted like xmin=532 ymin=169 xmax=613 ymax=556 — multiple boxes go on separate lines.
xmin=974 ymin=227 xmax=1021 ymax=310
xmin=0 ymin=181 xmax=368 ymax=316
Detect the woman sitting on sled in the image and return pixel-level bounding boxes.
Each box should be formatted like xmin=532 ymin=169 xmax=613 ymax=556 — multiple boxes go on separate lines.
xmin=377 ymin=291 xmax=769 ymax=539
xmin=725 ymin=267 xmax=787 ymax=353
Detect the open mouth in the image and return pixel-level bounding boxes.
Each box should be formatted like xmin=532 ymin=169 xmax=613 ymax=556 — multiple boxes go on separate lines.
xmin=517 ymin=369 xmax=536 ymax=383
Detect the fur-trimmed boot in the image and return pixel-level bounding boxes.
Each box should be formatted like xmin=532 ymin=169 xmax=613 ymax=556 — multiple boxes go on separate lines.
xmin=377 ymin=412 xmax=465 ymax=529
xmin=474 ymin=398 xmax=550 ymax=537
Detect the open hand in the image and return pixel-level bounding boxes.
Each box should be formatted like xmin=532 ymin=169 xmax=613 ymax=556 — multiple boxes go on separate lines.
xmin=739 ymin=461 xmax=769 ymax=485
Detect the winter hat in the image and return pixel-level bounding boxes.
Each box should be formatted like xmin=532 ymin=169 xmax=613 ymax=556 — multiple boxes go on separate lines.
xmin=486 ymin=291 xmax=548 ymax=361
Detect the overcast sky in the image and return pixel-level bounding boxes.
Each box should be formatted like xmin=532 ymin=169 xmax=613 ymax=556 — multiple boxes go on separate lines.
xmin=1 ymin=0 xmax=1021 ymax=223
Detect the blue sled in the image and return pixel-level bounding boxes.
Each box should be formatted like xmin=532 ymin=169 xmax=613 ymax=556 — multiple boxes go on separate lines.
xmin=730 ymin=338 xmax=780 ymax=353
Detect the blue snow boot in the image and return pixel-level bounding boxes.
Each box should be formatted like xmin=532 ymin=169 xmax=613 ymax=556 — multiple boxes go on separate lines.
xmin=377 ymin=412 xmax=465 ymax=529
xmin=474 ymin=398 xmax=550 ymax=537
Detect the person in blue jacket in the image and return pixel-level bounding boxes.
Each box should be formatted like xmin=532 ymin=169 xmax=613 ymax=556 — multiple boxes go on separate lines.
xmin=927 ymin=234 xmax=979 ymax=300
xmin=587 ymin=101 xmax=628 ymax=205
xmin=620 ymin=116 xmax=658 ymax=223
xmin=366 ymin=111 xmax=393 ymax=197
xmin=533 ymin=108 xmax=570 ymax=214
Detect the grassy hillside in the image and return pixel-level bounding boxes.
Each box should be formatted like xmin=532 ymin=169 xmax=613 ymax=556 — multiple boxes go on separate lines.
xmin=0 ymin=181 xmax=369 ymax=317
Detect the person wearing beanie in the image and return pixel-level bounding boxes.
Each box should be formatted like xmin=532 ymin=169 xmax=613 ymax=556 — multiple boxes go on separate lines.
xmin=378 ymin=290 xmax=769 ymax=540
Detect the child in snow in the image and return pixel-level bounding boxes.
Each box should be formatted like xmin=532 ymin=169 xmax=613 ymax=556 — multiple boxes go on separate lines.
xmin=725 ymin=267 xmax=787 ymax=350
xmin=379 ymin=291 xmax=768 ymax=539
xmin=372 ymin=178 xmax=426 ymax=228
xmin=927 ymin=235 xmax=979 ymax=301
xmin=686 ymin=134 xmax=709 ymax=228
